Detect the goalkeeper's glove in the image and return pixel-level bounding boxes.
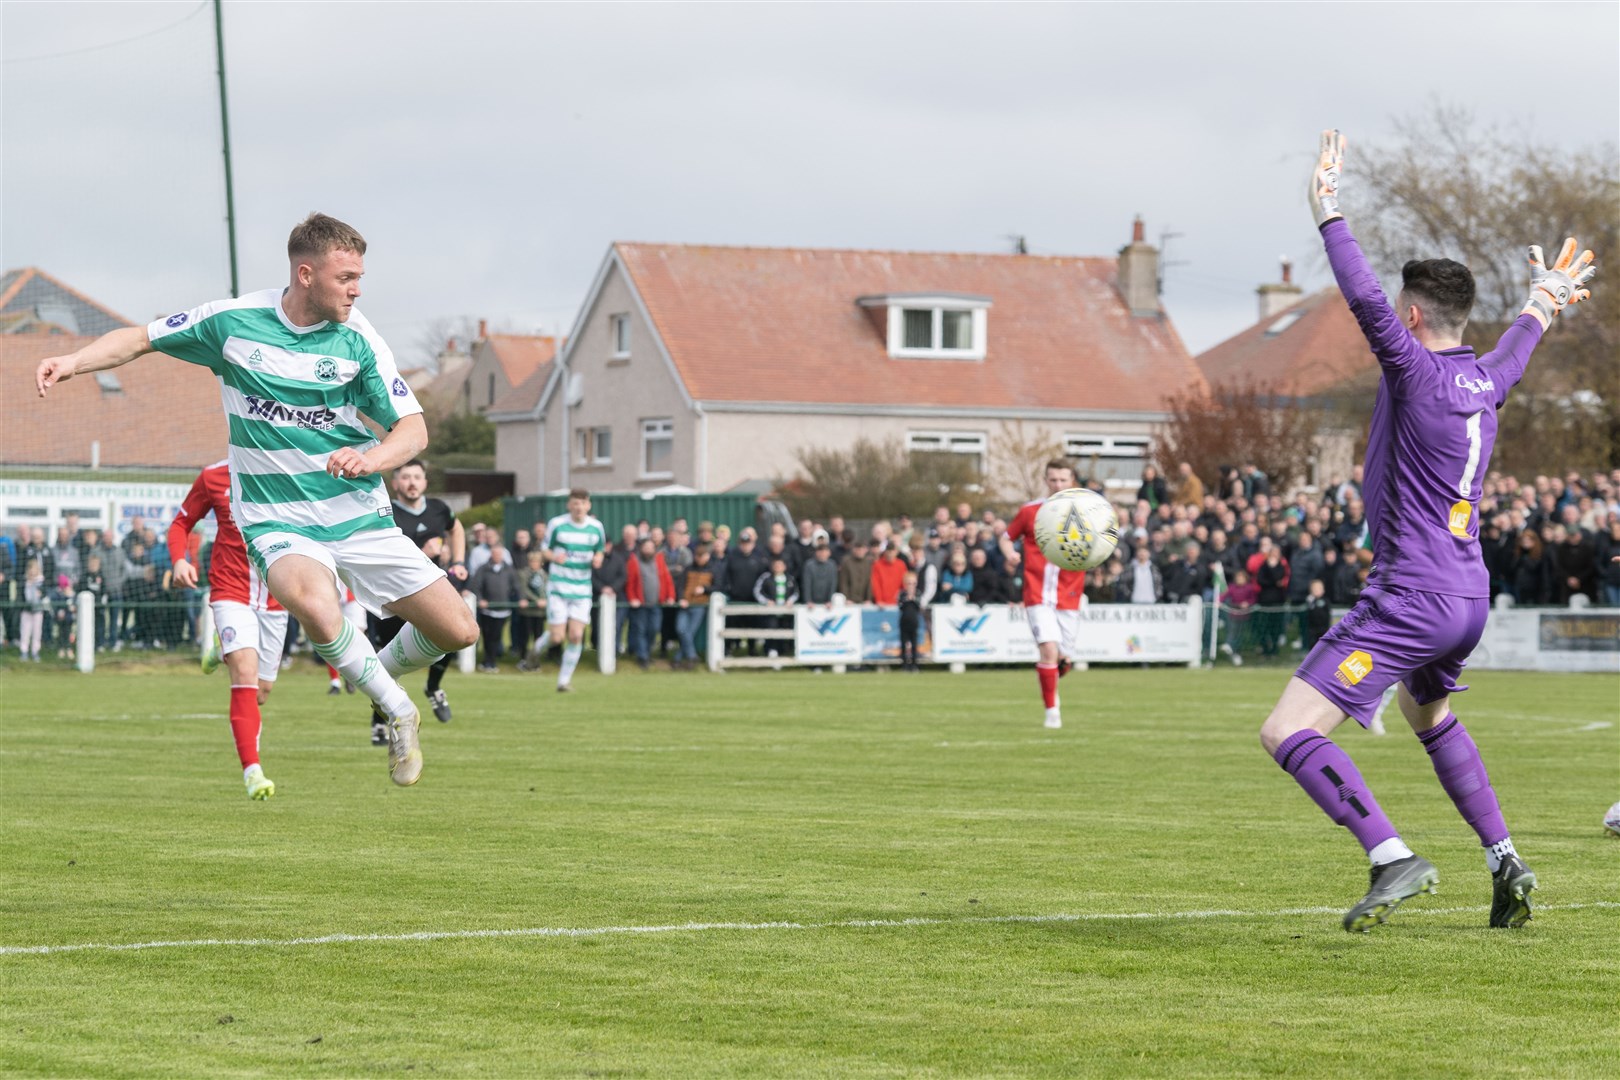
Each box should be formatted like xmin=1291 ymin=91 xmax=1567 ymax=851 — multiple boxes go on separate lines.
xmin=1309 ymin=129 xmax=1345 ymax=228
xmin=1522 ymin=238 xmax=1597 ymax=330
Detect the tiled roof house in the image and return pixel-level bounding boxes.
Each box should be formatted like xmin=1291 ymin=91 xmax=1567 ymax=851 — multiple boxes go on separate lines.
xmin=0 ymin=267 xmax=134 ymax=338
xmin=489 ymin=220 xmax=1207 ymax=494
xmin=460 ymin=320 xmax=559 ymax=414
xmin=0 ymin=270 xmax=228 ymax=470
xmin=1194 ymin=260 xmax=1375 ymax=486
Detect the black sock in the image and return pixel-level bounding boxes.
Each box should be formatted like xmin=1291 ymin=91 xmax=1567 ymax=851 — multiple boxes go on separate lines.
xmin=425 ymin=654 xmax=450 ymax=694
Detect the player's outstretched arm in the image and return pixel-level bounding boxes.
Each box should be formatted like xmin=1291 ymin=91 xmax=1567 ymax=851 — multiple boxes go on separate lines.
xmin=1309 ymin=129 xmax=1345 ymax=228
xmin=34 ymin=326 xmax=154 ymax=397
xmin=1309 ymin=129 xmax=1419 ymax=368
xmin=1521 ymin=238 xmax=1597 ymax=331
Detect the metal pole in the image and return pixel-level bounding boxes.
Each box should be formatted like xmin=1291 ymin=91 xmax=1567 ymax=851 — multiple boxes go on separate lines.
xmin=213 ymin=0 xmax=240 ymax=297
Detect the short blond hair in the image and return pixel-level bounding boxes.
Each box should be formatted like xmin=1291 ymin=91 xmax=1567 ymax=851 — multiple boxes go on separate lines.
xmin=288 ymin=213 xmax=367 ymax=263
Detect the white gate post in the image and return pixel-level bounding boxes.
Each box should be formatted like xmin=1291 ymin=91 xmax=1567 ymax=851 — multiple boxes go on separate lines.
xmin=830 ymin=593 xmax=848 ymax=675
xmin=598 ymin=591 xmax=617 ymax=673
xmin=459 ymin=592 xmax=478 ymax=673
xmin=1186 ymin=595 xmax=1203 ymax=669
xmin=75 ymin=591 xmax=96 ymax=673
xmin=707 ymin=593 xmax=725 ymax=672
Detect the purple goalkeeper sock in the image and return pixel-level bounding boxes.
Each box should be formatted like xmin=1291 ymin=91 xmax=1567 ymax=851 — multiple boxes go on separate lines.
xmin=1273 ymin=730 xmax=1398 ymax=854
xmin=1418 ymin=714 xmax=1509 ymax=847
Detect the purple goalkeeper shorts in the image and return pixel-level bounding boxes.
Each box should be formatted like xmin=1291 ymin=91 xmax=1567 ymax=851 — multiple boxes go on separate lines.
xmin=1294 ymin=585 xmax=1489 ymax=727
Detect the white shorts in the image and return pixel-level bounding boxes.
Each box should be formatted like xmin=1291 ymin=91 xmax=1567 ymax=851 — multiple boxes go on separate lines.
xmin=248 ymin=528 xmax=443 ymax=617
xmin=1025 ymin=605 xmax=1081 ymax=657
xmin=547 ymin=595 xmax=593 ymax=626
xmin=211 ymin=600 xmax=289 ymax=683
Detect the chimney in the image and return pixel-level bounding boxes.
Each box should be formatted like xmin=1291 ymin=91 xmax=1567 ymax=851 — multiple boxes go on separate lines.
xmin=1256 ymin=255 xmax=1304 ymax=322
xmin=1116 ymin=215 xmax=1159 ymax=318
xmin=477 ymin=318 xmax=488 ymax=340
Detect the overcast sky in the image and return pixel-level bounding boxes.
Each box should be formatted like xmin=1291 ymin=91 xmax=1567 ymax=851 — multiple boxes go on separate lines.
xmin=4 ymin=1 xmax=1617 ymax=366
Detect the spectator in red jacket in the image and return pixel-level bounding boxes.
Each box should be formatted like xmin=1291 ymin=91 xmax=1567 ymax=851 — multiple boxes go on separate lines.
xmin=624 ymin=537 xmax=674 ymax=670
xmin=870 ymin=543 xmax=907 ymax=605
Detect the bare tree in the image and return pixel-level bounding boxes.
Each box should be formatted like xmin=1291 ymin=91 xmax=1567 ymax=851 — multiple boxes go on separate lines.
xmin=1352 ymin=106 xmax=1619 ymax=471
xmin=413 ymin=316 xmax=484 ymax=372
xmin=1156 ymin=377 xmax=1323 ymax=494
xmin=986 ymin=419 xmax=1066 ymax=506
xmin=779 ymin=437 xmax=980 ymax=522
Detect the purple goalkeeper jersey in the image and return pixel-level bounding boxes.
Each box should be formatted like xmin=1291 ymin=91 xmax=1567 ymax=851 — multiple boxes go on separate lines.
xmin=1322 ymin=219 xmax=1543 ymax=598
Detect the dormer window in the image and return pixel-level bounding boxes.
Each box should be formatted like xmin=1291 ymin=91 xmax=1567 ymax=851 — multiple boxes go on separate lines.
xmin=858 ymin=293 xmax=990 ymax=360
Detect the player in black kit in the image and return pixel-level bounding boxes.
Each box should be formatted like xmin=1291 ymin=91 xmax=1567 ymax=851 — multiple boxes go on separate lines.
xmin=367 ymin=459 xmax=468 ymax=744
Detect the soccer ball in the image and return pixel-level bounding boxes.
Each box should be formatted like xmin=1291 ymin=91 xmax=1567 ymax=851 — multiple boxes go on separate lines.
xmin=1033 ymin=487 xmax=1120 ymax=571
xmin=1605 ymin=800 xmax=1620 ymax=837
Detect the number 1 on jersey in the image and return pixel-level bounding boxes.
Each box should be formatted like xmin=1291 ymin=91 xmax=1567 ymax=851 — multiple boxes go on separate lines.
xmin=1449 ymin=410 xmax=1483 ymax=538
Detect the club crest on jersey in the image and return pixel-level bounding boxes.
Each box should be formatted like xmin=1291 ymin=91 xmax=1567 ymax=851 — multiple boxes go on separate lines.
xmin=1334 ymin=650 xmax=1373 ymax=687
xmin=165 ymin=312 xmax=188 ymax=328
xmin=391 ymin=377 xmax=408 ymax=397
xmin=315 ymin=358 xmax=339 ymax=382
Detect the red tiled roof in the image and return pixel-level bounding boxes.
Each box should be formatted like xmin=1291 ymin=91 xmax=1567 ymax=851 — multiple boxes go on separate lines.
xmin=489 ymin=362 xmax=553 ymax=415
xmin=614 ymin=244 xmax=1203 ymax=412
xmin=2 ymin=333 xmax=228 ymax=468
xmin=482 ymin=334 xmax=558 ymax=389
xmin=1195 ymin=288 xmax=1375 ymax=396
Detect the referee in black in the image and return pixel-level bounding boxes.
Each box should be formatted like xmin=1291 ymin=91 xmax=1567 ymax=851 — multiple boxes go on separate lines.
xmin=367 ymin=459 xmax=467 ymax=744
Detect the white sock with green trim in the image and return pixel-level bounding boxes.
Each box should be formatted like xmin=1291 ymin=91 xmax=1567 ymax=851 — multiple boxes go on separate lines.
xmin=311 ymin=621 xmax=413 ymax=719
xmin=380 ymin=622 xmax=447 ymax=678
xmin=558 ymin=643 xmax=582 ymax=687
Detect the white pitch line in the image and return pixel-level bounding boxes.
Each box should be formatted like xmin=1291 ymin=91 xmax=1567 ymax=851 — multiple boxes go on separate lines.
xmin=4 ymin=902 xmax=1617 ymax=958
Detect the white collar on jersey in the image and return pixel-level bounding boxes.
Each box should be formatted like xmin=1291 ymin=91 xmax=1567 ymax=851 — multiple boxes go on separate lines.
xmin=275 ymin=290 xmax=329 ymax=335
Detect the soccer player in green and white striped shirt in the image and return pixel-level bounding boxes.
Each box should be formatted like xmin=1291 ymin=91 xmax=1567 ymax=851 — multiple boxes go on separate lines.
xmin=33 ymin=213 xmax=480 ymax=789
xmin=544 ymin=489 xmax=606 ymax=692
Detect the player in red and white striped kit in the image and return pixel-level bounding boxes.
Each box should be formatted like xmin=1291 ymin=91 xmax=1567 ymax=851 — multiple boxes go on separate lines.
xmin=1004 ymin=459 xmax=1087 ymax=729
xmin=168 ymin=460 xmax=288 ymax=800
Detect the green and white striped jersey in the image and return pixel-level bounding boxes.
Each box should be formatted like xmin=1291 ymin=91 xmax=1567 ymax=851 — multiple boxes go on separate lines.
xmin=545 ymin=513 xmax=606 ymax=600
xmin=146 ymin=290 xmax=422 ymax=544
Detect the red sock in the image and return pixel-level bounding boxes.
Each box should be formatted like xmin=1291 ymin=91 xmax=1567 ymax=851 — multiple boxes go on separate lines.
xmin=326 ymin=663 xmax=340 ymax=681
xmin=1036 ymin=664 xmax=1058 ymax=709
xmin=229 ymin=685 xmax=261 ymax=769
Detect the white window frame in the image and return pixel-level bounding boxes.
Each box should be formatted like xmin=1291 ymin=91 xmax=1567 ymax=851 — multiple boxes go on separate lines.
xmin=575 ymin=426 xmax=614 ymax=467
xmin=888 ymin=304 xmax=987 ymax=361
xmin=640 ymin=418 xmax=674 ymax=480
xmin=609 ymin=313 xmax=631 ymax=359
xmin=907 ymin=430 xmax=988 ymax=474
xmin=1064 ymin=433 xmax=1152 ymax=486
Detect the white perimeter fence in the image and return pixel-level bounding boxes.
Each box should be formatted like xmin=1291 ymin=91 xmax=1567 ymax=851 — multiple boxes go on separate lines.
xmin=70 ymin=591 xmax=1617 ymax=675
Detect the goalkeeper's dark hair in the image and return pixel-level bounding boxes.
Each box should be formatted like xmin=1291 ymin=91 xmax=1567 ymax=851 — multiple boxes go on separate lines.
xmin=288 ymin=212 xmax=367 ymax=263
xmin=1400 ymin=258 xmax=1475 ymax=335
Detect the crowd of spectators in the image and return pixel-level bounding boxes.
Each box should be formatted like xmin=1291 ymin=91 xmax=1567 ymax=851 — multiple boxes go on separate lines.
xmin=455 ymin=461 xmax=1620 ymax=668
xmin=0 ymin=513 xmax=203 ymax=660
xmin=7 ymin=462 xmax=1618 ymax=665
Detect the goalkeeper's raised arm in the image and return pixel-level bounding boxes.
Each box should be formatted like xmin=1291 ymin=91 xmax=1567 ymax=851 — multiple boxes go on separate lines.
xmin=34 ymin=326 xmax=155 ymax=397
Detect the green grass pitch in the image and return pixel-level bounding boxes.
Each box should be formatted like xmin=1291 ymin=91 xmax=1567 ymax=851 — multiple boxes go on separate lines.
xmin=1 ymin=663 xmax=1616 ymax=1077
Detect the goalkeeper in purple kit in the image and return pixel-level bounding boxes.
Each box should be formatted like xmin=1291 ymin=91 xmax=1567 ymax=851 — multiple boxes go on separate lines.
xmin=1259 ymin=130 xmax=1598 ymax=932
